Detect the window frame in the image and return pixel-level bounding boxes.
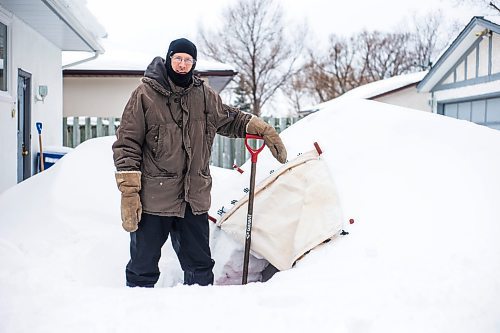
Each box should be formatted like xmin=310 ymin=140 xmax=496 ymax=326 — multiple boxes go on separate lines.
xmin=0 ymin=8 xmax=12 ymax=102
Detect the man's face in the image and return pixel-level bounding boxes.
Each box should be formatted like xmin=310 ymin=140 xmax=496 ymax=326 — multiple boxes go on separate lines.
xmin=170 ymin=52 xmax=195 ymax=74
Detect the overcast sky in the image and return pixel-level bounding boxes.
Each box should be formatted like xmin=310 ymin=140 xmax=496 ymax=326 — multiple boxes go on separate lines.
xmin=85 ymin=0 xmax=484 ymax=61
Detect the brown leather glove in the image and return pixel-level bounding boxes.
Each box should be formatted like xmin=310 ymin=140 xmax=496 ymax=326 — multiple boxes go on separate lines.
xmin=115 ymin=171 xmax=142 ymax=232
xmin=246 ymin=116 xmax=287 ymax=163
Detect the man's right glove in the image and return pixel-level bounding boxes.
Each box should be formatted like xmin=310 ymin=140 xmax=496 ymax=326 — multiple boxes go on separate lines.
xmin=246 ymin=116 xmax=287 ymax=164
xmin=115 ymin=171 xmax=142 ymax=232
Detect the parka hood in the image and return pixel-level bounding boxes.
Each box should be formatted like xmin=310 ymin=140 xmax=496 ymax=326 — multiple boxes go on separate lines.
xmin=144 ymin=57 xmax=171 ymax=92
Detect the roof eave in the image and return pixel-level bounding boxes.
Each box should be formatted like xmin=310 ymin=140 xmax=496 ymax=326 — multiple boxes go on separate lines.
xmin=43 ymin=0 xmax=104 ymax=53
xmin=63 ymin=68 xmax=238 ymax=77
xmin=417 ymin=16 xmax=495 ymax=93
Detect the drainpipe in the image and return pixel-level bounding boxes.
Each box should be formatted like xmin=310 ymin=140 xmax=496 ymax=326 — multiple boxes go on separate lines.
xmin=62 ymin=51 xmax=101 ymax=69
xmin=42 ymin=0 xmax=105 ymax=69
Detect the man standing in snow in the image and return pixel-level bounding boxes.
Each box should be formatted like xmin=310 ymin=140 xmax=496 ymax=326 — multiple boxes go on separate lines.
xmin=112 ymin=38 xmax=287 ymax=287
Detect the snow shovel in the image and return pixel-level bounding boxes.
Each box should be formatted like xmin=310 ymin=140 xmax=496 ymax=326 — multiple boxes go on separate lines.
xmin=242 ymin=134 xmax=265 ymax=284
xmin=36 ymin=122 xmax=44 ymax=172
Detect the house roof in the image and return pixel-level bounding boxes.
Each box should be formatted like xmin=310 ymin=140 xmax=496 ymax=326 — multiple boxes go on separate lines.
xmin=63 ymin=52 xmax=238 ymax=92
xmin=417 ymin=16 xmax=500 ymax=92
xmin=0 ymin=0 xmax=105 ymax=53
xmin=64 ymin=49 xmax=236 ymax=72
xmin=300 ymin=71 xmax=427 ymax=114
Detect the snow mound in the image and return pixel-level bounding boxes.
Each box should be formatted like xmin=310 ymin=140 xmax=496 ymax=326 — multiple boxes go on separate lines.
xmin=1 ymin=98 xmax=500 ymax=332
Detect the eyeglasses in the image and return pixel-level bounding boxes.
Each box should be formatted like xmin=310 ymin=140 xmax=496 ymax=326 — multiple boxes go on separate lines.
xmin=171 ymin=56 xmax=196 ymax=66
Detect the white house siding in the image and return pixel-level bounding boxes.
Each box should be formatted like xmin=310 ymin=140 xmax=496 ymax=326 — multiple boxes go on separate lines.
xmin=478 ymin=36 xmax=490 ymax=77
xmin=492 ymin=33 xmax=500 ymax=74
xmin=63 ymin=76 xmax=140 ymax=117
xmin=63 ymin=76 xmax=221 ymax=118
xmin=432 ymin=80 xmax=500 ymax=111
xmin=0 ymin=13 xmax=63 ymax=193
xmin=373 ymin=86 xmax=431 ymax=112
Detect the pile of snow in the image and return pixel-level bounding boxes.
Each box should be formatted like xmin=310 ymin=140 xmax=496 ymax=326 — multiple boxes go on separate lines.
xmin=1 ymin=98 xmax=500 ymax=332
xmin=302 ymin=71 xmax=427 ymax=113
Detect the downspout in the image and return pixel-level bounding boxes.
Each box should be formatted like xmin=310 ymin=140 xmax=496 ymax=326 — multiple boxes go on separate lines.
xmin=42 ymin=0 xmax=104 ymax=69
xmin=62 ymin=51 xmax=101 ymax=69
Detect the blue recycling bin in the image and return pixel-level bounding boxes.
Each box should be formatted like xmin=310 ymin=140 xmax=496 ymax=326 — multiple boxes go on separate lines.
xmin=37 ymin=151 xmax=67 ymax=172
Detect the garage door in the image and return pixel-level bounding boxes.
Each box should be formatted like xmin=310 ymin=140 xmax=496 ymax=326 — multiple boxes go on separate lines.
xmin=442 ymin=97 xmax=500 ymax=130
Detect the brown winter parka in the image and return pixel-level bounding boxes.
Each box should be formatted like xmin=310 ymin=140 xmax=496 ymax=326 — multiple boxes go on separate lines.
xmin=112 ymin=57 xmax=252 ymax=217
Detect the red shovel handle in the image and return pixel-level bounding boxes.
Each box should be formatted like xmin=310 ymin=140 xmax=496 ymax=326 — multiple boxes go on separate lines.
xmin=245 ymin=134 xmax=265 ymax=163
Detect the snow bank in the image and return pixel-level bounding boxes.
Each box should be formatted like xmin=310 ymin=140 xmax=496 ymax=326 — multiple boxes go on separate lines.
xmin=1 ymin=98 xmax=500 ymax=332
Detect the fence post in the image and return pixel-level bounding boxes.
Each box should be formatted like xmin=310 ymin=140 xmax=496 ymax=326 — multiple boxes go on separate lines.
xmin=234 ymin=138 xmax=245 ymax=167
xmin=84 ymin=117 xmax=91 ymax=142
xmin=62 ymin=117 xmax=68 ymax=147
xmin=108 ymin=117 xmax=116 ymax=135
xmin=72 ymin=117 xmax=80 ymax=147
xmin=96 ymin=117 xmax=104 ymax=137
xmin=279 ymin=117 xmax=287 ymax=133
xmin=223 ymin=137 xmax=234 ymax=169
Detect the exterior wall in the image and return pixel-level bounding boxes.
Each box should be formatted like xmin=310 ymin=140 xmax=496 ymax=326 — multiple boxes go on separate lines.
xmin=428 ymin=28 xmax=500 ymax=115
xmin=63 ymin=76 xmax=141 ymax=117
xmin=0 ymin=12 xmax=63 ymax=193
xmin=431 ymin=79 xmax=500 ymax=113
xmin=373 ymin=86 xmax=431 ymax=112
xmin=478 ymin=36 xmax=489 ymax=77
xmin=492 ymin=33 xmax=500 ymax=74
xmin=63 ymin=76 xmax=219 ymax=118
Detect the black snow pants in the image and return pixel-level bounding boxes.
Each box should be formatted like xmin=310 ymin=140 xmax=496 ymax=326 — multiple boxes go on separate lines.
xmin=125 ymin=204 xmax=215 ymax=287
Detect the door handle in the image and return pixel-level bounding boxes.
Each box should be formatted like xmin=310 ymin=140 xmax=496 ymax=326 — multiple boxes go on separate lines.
xmin=21 ymin=144 xmax=28 ymax=157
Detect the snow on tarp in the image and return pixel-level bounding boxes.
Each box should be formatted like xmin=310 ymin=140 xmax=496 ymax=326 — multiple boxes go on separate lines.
xmin=216 ymin=147 xmax=344 ymax=271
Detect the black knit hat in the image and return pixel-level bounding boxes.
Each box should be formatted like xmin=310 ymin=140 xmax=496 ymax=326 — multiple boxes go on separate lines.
xmin=167 ymin=38 xmax=197 ymax=60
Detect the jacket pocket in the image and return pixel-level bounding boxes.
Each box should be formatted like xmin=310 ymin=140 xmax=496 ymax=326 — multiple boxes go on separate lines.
xmin=145 ymin=124 xmax=160 ymax=158
xmin=140 ymin=174 xmax=183 ymax=214
xmin=156 ymin=123 xmax=183 ymax=160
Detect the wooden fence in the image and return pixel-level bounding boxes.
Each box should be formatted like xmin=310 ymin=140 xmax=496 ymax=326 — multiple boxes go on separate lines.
xmin=63 ymin=117 xmax=119 ymax=148
xmin=63 ymin=116 xmax=299 ymax=168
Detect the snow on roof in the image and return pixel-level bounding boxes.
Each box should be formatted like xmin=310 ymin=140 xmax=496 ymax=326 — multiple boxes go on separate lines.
xmin=63 ymin=0 xmax=107 ymax=40
xmin=484 ymin=15 xmax=500 ymax=26
xmin=65 ymin=48 xmax=236 ymax=72
xmin=303 ymin=70 xmax=427 ymax=113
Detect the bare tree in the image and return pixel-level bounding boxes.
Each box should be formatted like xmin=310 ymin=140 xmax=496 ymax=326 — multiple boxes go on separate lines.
xmin=452 ymin=0 xmax=500 ymax=12
xmin=408 ymin=11 xmax=462 ymax=70
xmin=198 ymin=0 xmax=306 ymax=116
xmin=281 ymin=68 xmax=310 ymax=112
xmin=359 ymin=30 xmax=418 ymax=81
xmin=295 ymin=30 xmax=422 ymax=104
xmin=290 ymin=11 xmax=455 ymax=106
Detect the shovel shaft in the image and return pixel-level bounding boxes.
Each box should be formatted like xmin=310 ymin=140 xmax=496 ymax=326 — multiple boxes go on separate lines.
xmin=38 ymin=134 xmax=44 ymax=171
xmin=242 ymin=160 xmax=257 ymax=284
xmin=36 ymin=122 xmax=44 ymax=172
xmin=242 ymin=134 xmax=265 ymax=285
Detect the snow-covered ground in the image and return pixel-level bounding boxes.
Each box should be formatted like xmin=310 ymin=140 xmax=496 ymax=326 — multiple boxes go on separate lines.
xmin=1 ymin=98 xmax=500 ymax=332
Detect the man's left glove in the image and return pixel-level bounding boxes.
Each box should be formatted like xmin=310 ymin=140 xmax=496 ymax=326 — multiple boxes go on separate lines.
xmin=115 ymin=171 xmax=142 ymax=232
xmin=246 ymin=116 xmax=287 ymax=163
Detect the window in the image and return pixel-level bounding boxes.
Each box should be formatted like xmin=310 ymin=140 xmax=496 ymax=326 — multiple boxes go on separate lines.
xmin=441 ymin=97 xmax=500 ymax=130
xmin=0 ymin=21 xmax=6 ymax=91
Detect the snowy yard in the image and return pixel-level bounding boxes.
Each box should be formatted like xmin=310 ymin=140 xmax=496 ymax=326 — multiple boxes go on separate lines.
xmin=1 ymin=98 xmax=500 ymax=332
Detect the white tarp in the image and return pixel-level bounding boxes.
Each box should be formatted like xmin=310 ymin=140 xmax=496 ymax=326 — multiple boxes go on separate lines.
xmin=217 ymin=148 xmax=344 ymax=271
